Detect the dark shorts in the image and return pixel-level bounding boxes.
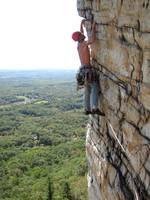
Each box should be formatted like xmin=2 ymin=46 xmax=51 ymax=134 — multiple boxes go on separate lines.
xmin=76 ymin=65 xmax=99 ymax=86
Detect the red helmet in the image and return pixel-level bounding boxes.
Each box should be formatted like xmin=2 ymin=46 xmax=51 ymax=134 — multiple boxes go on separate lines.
xmin=72 ymin=31 xmax=81 ymax=41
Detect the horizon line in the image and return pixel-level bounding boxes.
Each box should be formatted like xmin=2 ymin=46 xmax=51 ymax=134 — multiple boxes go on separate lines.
xmin=0 ymin=68 xmax=77 ymax=71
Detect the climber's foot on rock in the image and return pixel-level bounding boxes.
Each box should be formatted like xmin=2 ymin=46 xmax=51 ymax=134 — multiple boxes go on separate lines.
xmin=92 ymin=109 xmax=105 ymax=116
xmin=84 ymin=110 xmax=92 ymax=115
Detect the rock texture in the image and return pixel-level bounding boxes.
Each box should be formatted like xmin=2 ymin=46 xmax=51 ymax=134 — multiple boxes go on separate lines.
xmin=77 ymin=0 xmax=150 ymax=199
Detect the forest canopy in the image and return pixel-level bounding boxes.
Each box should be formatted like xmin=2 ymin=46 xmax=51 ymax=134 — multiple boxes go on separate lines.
xmin=0 ymin=70 xmax=88 ymax=200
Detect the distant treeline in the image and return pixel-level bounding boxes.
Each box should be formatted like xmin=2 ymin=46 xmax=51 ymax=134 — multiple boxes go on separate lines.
xmin=0 ymin=69 xmax=76 ymax=81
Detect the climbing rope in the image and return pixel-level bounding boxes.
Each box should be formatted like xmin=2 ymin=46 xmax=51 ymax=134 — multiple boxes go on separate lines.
xmin=92 ymin=59 xmax=150 ymax=97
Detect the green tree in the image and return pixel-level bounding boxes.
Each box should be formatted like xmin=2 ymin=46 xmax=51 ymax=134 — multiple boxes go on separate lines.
xmin=62 ymin=181 xmax=72 ymax=200
xmin=47 ymin=178 xmax=53 ymax=200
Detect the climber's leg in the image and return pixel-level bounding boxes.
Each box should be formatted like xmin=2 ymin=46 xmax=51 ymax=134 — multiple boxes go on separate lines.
xmin=90 ymin=81 xmax=99 ymax=110
xmin=84 ymin=83 xmax=91 ymax=114
xmin=91 ymin=81 xmax=105 ymax=116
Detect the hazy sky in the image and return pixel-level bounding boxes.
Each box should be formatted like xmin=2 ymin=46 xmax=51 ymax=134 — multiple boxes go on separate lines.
xmin=0 ymin=0 xmax=82 ymax=70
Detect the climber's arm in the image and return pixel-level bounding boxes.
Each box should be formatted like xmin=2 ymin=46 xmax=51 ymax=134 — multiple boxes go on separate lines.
xmin=86 ymin=22 xmax=96 ymax=45
xmin=80 ymin=19 xmax=87 ymax=34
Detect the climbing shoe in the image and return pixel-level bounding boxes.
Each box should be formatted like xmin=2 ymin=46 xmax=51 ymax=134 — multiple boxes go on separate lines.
xmin=92 ymin=109 xmax=105 ymax=116
xmin=84 ymin=110 xmax=92 ymax=115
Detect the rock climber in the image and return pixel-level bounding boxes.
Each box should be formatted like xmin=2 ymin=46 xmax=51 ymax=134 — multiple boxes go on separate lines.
xmin=72 ymin=19 xmax=104 ymax=116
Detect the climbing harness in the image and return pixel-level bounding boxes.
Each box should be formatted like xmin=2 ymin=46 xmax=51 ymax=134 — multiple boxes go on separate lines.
xmin=76 ymin=65 xmax=99 ymax=87
xmin=76 ymin=66 xmax=86 ymax=86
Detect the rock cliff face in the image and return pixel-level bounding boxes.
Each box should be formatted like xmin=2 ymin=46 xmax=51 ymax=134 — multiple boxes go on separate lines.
xmin=77 ymin=0 xmax=150 ymax=199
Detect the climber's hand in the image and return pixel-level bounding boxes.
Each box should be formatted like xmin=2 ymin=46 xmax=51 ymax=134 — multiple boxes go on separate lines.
xmin=81 ymin=19 xmax=87 ymax=25
xmin=92 ymin=21 xmax=96 ymax=26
